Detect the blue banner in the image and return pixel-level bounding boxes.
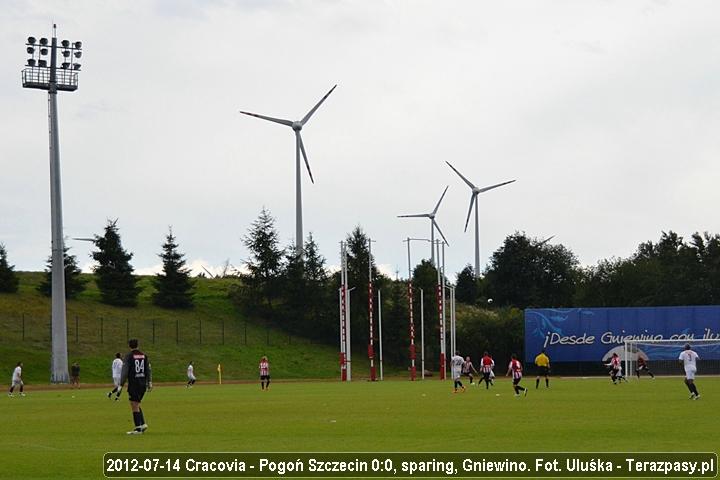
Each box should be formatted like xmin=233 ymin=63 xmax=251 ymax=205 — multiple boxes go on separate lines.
xmin=524 ymin=306 xmax=720 ymax=363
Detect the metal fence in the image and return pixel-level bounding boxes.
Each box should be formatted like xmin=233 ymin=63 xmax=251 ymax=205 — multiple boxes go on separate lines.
xmin=0 ymin=313 xmax=311 ymax=346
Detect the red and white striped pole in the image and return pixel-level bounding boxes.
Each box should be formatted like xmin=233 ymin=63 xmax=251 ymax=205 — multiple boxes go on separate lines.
xmin=368 ymin=238 xmax=376 ymax=381
xmin=436 ymin=240 xmax=445 ymax=380
xmin=405 ymin=238 xmax=417 ymax=380
xmin=339 ymin=242 xmax=347 ymax=381
xmin=409 ymin=282 xmax=416 ymax=380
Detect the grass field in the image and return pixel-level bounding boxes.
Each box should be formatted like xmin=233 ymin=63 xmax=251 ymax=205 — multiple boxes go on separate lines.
xmin=1 ymin=376 xmax=718 ymax=479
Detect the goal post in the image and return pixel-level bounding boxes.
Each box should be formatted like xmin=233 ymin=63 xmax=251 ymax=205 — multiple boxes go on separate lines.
xmin=623 ymin=338 xmax=720 ymax=379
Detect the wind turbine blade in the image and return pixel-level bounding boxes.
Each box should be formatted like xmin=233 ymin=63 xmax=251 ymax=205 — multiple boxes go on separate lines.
xmin=432 ymin=185 xmax=449 ymax=215
xmin=239 ymin=110 xmax=293 ymax=127
xmin=433 ymin=219 xmax=450 ymax=246
xmin=463 ymin=194 xmax=477 ymax=233
xmin=477 ymin=179 xmax=516 ymax=194
xmin=71 ymin=237 xmax=95 ymax=242
xmin=301 ymin=84 xmax=337 ymax=125
xmin=397 ymin=213 xmax=430 ymax=218
xmin=445 ymin=161 xmax=476 ymax=190
xmin=296 ymin=132 xmax=315 ymax=184
xmin=538 ymin=235 xmax=555 ymax=246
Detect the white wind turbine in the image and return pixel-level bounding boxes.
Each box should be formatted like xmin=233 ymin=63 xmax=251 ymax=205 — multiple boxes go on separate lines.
xmin=240 ymin=85 xmax=337 ymax=256
xmin=445 ymin=161 xmax=515 ymax=277
xmin=398 ymin=186 xmax=450 ymax=267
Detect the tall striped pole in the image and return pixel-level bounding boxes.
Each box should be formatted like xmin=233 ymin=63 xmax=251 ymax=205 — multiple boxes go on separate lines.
xmin=339 ymin=242 xmax=347 ymax=381
xmin=368 ymin=238 xmax=376 ymax=381
xmin=437 ymin=240 xmax=445 ymax=380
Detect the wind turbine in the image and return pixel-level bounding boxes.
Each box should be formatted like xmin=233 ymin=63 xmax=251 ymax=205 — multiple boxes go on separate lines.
xmin=445 ymin=161 xmax=516 ymax=277
xmin=398 ymin=186 xmax=450 ymax=267
xmin=240 ymin=85 xmax=337 ymax=256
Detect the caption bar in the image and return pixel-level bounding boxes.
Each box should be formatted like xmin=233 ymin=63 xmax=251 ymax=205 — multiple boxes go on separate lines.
xmin=104 ymin=452 xmax=718 ymax=478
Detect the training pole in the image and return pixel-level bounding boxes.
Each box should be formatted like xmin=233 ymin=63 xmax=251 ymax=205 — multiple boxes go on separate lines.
xmin=436 ymin=240 xmax=445 ymax=379
xmin=420 ymin=288 xmax=425 ymax=380
xmin=378 ymin=289 xmax=383 ymax=381
xmin=405 ymin=239 xmax=416 ymax=380
xmin=339 ymin=242 xmax=348 ymax=381
xmin=368 ymin=238 xmax=376 ymax=381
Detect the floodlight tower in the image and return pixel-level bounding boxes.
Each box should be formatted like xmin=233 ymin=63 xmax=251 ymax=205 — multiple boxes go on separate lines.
xmin=22 ymin=25 xmax=82 ymax=383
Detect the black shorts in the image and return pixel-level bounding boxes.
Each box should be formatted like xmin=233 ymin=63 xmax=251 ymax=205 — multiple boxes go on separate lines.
xmin=512 ymin=377 xmax=522 ymax=385
xmin=537 ymin=366 xmax=549 ymax=376
xmin=462 ymin=372 xmax=472 ymax=377
xmin=128 ymin=384 xmax=146 ymax=403
xmin=482 ymin=371 xmax=491 ymax=380
xmin=260 ymin=375 xmax=270 ymax=381
xmin=637 ymin=364 xmax=648 ymax=371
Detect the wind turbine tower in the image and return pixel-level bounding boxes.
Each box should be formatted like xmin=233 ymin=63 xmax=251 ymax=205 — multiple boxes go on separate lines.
xmin=240 ymin=85 xmax=337 ymax=256
xmin=446 ymin=161 xmax=515 ymax=277
xmin=398 ymin=186 xmax=450 ymax=267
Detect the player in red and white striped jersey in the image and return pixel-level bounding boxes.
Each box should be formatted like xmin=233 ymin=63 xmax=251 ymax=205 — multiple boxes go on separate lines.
xmin=506 ymin=354 xmax=527 ymax=397
xmin=461 ymin=356 xmax=478 ymax=385
xmin=259 ymin=356 xmax=270 ymax=390
xmin=604 ymin=353 xmax=626 ymax=384
xmin=480 ymin=352 xmax=495 ymax=389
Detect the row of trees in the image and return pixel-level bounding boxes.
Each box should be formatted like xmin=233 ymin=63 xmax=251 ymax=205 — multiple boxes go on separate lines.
xmin=0 ymin=221 xmax=195 ymax=309
xmin=4 ymin=210 xmax=719 ymax=367
xmin=454 ymin=230 xmax=720 ymax=309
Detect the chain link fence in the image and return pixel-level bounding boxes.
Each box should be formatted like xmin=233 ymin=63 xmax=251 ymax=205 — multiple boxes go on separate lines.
xmin=0 ymin=313 xmax=311 ymax=346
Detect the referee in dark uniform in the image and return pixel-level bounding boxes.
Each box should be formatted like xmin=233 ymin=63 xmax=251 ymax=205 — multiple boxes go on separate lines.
xmin=120 ymin=338 xmax=152 ymax=435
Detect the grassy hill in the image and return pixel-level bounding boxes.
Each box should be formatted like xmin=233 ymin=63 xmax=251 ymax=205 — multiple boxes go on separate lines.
xmin=0 ymin=272 xmax=373 ymax=384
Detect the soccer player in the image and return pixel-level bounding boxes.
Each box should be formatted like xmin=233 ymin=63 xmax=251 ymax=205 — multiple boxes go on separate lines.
xmin=605 ymin=353 xmax=626 ymax=384
xmin=506 ymin=354 xmax=527 ymax=397
xmin=635 ymin=356 xmax=655 ymax=379
xmin=462 ymin=356 xmax=478 ymax=384
xmin=451 ymin=351 xmax=466 ymax=393
xmin=8 ymin=362 xmax=25 ymax=397
xmin=107 ymin=353 xmax=123 ymax=401
xmin=186 ymin=361 xmax=196 ymax=388
xmin=70 ymin=362 xmax=80 ymax=389
xmin=679 ymin=344 xmax=700 ymax=400
xmin=259 ymin=356 xmax=270 ymax=390
xmin=120 ymin=339 xmax=152 ymax=435
xmin=480 ymin=351 xmax=495 ymax=389
xmin=534 ymin=349 xmax=550 ymax=389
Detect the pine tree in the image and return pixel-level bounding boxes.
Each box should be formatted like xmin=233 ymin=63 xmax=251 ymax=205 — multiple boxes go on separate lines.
xmin=303 ymin=233 xmax=330 ymax=333
xmin=91 ymin=220 xmax=142 ymax=307
xmin=37 ymin=246 xmax=87 ymax=299
xmin=0 ymin=244 xmax=19 ymax=293
xmin=243 ymin=208 xmax=284 ymax=309
xmin=152 ymin=229 xmax=195 ymax=309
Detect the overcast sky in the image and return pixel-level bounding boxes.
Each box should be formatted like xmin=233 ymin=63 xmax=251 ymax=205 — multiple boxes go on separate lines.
xmin=2 ymin=0 xmax=720 ymax=280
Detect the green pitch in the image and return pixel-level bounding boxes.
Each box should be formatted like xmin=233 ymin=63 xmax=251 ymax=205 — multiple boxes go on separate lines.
xmin=2 ymin=377 xmax=718 ymax=479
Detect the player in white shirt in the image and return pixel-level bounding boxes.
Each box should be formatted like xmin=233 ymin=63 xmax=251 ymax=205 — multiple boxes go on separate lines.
xmin=678 ymin=344 xmax=700 ymax=400
xmin=450 ymin=352 xmax=466 ymax=393
xmin=186 ymin=362 xmax=196 ymax=388
xmin=107 ymin=353 xmax=123 ymax=401
xmin=8 ymin=362 xmax=25 ymax=397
